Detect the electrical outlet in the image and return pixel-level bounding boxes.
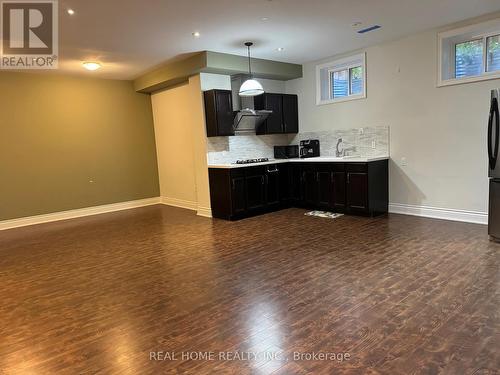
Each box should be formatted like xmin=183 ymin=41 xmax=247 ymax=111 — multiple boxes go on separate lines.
xmin=401 ymin=157 xmax=407 ymax=167
xmin=371 ymin=140 xmax=376 ymax=149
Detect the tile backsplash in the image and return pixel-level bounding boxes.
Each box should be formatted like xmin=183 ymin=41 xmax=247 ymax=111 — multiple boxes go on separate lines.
xmin=292 ymin=126 xmax=390 ymax=158
xmin=207 ymin=134 xmax=293 ymax=164
xmin=206 ymin=126 xmax=389 ymax=164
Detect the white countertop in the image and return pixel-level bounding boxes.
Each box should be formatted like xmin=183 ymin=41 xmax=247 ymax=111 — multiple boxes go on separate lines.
xmin=208 ymin=156 xmax=390 ymax=169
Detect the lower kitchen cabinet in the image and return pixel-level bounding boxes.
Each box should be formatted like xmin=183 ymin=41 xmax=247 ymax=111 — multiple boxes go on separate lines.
xmin=316 ymin=165 xmax=334 ymax=210
xmin=332 ymin=166 xmax=347 ymax=212
xmin=346 ymin=164 xmax=369 ymax=214
xmin=245 ymin=171 xmax=267 ymax=212
xmin=297 ymin=161 xmax=388 ymax=216
xmin=288 ymin=164 xmax=302 ymax=203
xmin=265 ymin=164 xmax=281 ymax=208
xmin=231 ymin=173 xmax=246 ymax=215
xmin=209 ymin=164 xmax=287 ymax=220
xmin=302 ymin=166 xmax=317 ymax=207
xmin=208 ymin=159 xmax=388 ymax=220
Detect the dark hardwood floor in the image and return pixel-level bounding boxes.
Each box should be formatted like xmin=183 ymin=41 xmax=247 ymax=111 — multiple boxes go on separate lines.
xmin=0 ymin=205 xmax=498 ymax=374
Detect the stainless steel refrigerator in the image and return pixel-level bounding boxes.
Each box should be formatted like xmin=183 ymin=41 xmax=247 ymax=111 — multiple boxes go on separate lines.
xmin=488 ymin=89 xmax=500 ymax=240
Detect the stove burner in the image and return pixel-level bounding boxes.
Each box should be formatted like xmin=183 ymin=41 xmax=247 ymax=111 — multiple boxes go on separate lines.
xmin=235 ymin=158 xmax=270 ymax=165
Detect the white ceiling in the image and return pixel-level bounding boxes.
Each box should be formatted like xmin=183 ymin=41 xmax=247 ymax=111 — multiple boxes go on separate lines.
xmin=57 ymin=0 xmax=500 ymax=80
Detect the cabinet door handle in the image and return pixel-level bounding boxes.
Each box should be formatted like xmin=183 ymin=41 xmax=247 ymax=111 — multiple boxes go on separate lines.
xmin=232 ymin=179 xmax=235 ymax=190
xmin=261 ymin=176 xmax=265 ymax=185
xmin=347 ymin=173 xmax=350 ymax=184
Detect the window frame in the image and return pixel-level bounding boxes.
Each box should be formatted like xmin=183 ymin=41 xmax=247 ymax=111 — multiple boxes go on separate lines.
xmin=316 ymin=52 xmax=366 ymax=105
xmin=329 ymin=68 xmax=348 ymax=99
xmin=486 ymin=34 xmax=500 ymax=73
xmin=438 ymin=18 xmax=500 ymax=87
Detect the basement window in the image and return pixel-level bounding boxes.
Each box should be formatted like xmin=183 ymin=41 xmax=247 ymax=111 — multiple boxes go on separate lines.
xmin=438 ymin=18 xmax=500 ymax=86
xmin=316 ymin=53 xmax=366 ymax=105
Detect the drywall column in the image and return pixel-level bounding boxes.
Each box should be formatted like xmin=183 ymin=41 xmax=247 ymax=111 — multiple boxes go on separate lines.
xmin=188 ymin=75 xmax=212 ymax=217
xmin=150 ymin=75 xmax=211 ymax=217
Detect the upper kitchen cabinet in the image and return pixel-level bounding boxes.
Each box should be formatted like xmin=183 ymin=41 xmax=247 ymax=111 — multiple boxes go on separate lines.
xmin=255 ymin=93 xmax=299 ymax=135
xmin=204 ymin=89 xmax=234 ymax=137
xmin=282 ymin=94 xmax=299 ymax=134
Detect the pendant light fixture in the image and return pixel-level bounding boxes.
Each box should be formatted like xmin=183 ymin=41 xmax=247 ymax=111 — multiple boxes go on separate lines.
xmin=239 ymin=42 xmax=264 ymax=97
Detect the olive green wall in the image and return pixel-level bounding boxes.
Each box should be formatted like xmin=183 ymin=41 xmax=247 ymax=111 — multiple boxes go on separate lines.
xmin=0 ymin=71 xmax=160 ymax=221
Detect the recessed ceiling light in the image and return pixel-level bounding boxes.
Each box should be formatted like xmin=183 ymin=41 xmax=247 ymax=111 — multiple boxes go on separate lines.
xmin=276 ymin=47 xmax=285 ymax=52
xmin=352 ymin=22 xmax=362 ymax=27
xmin=261 ymin=17 xmax=269 ymax=21
xmin=67 ymin=9 xmax=75 ymax=15
xmin=192 ymin=31 xmax=201 ymax=38
xmin=82 ymin=62 xmax=101 ymax=71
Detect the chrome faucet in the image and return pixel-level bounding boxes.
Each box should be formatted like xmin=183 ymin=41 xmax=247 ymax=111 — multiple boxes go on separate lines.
xmin=336 ymin=138 xmax=356 ymax=157
xmin=335 ymin=139 xmax=343 ymax=157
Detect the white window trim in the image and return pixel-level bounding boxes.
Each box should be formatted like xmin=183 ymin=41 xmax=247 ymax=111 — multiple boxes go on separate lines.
xmin=316 ymin=52 xmax=366 ymax=105
xmin=437 ymin=18 xmax=500 ymax=87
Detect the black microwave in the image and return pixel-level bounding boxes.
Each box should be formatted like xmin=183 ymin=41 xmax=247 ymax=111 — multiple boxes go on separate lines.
xmin=274 ymin=145 xmax=299 ymax=159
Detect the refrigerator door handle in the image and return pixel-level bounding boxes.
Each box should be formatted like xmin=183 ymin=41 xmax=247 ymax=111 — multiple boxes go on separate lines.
xmin=489 ymin=98 xmax=499 ymax=170
xmin=489 ymin=103 xmax=493 ymax=167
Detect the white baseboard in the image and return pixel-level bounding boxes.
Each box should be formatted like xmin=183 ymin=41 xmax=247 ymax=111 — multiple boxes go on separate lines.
xmin=160 ymin=197 xmax=198 ymax=211
xmin=160 ymin=196 xmax=212 ymax=218
xmin=389 ymin=203 xmax=487 ymax=225
xmin=197 ymin=206 xmax=212 ymax=218
xmin=0 ymin=197 xmax=161 ymax=231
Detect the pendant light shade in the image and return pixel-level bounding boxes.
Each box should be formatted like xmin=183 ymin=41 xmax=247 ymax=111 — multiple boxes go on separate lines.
xmin=239 ymin=79 xmax=264 ymax=97
xmin=239 ymin=42 xmax=264 ymax=97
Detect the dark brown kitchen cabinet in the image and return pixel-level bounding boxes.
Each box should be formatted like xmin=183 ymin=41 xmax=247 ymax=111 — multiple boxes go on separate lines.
xmin=208 ymin=164 xmax=286 ymax=220
xmin=278 ymin=163 xmax=291 ymax=202
xmin=347 ymin=172 xmax=369 ymax=214
xmin=282 ymin=94 xmax=299 ymax=133
xmin=302 ymin=166 xmax=317 ymax=207
xmin=260 ymin=94 xmax=283 ymax=134
xmin=294 ymin=161 xmax=387 ymax=216
xmin=245 ymin=172 xmax=267 ymax=212
xmin=288 ymin=164 xmax=302 ymax=203
xmin=345 ymin=163 xmax=369 ymax=214
xmin=204 ymin=89 xmax=234 ymax=137
xmin=208 ymin=159 xmax=388 ymax=220
xmin=298 ymin=165 xmax=333 ymax=209
xmin=332 ymin=168 xmax=347 ymax=212
xmin=255 ymin=93 xmax=299 ymax=135
xmin=231 ymin=176 xmax=246 ymax=214
xmin=317 ymin=167 xmax=333 ymax=209
xmin=265 ymin=165 xmax=281 ymax=208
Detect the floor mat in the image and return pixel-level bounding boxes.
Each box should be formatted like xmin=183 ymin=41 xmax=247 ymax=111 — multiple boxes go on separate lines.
xmin=305 ymin=211 xmax=344 ymax=219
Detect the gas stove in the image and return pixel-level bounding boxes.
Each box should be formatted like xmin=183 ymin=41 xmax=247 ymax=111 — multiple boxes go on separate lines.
xmin=234 ymin=158 xmax=270 ymax=165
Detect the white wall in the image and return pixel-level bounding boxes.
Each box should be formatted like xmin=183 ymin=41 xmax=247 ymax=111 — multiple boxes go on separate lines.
xmin=200 ymin=73 xmax=231 ymax=91
xmin=286 ymin=24 xmax=500 ymax=215
xmin=200 ymin=73 xmax=286 ymax=93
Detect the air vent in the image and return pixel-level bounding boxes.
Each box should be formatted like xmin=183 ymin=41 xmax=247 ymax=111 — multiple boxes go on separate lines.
xmin=357 ymin=25 xmax=381 ymax=34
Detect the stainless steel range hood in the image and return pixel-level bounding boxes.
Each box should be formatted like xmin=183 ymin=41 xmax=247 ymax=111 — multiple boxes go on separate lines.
xmin=231 ymin=75 xmax=271 ymax=134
